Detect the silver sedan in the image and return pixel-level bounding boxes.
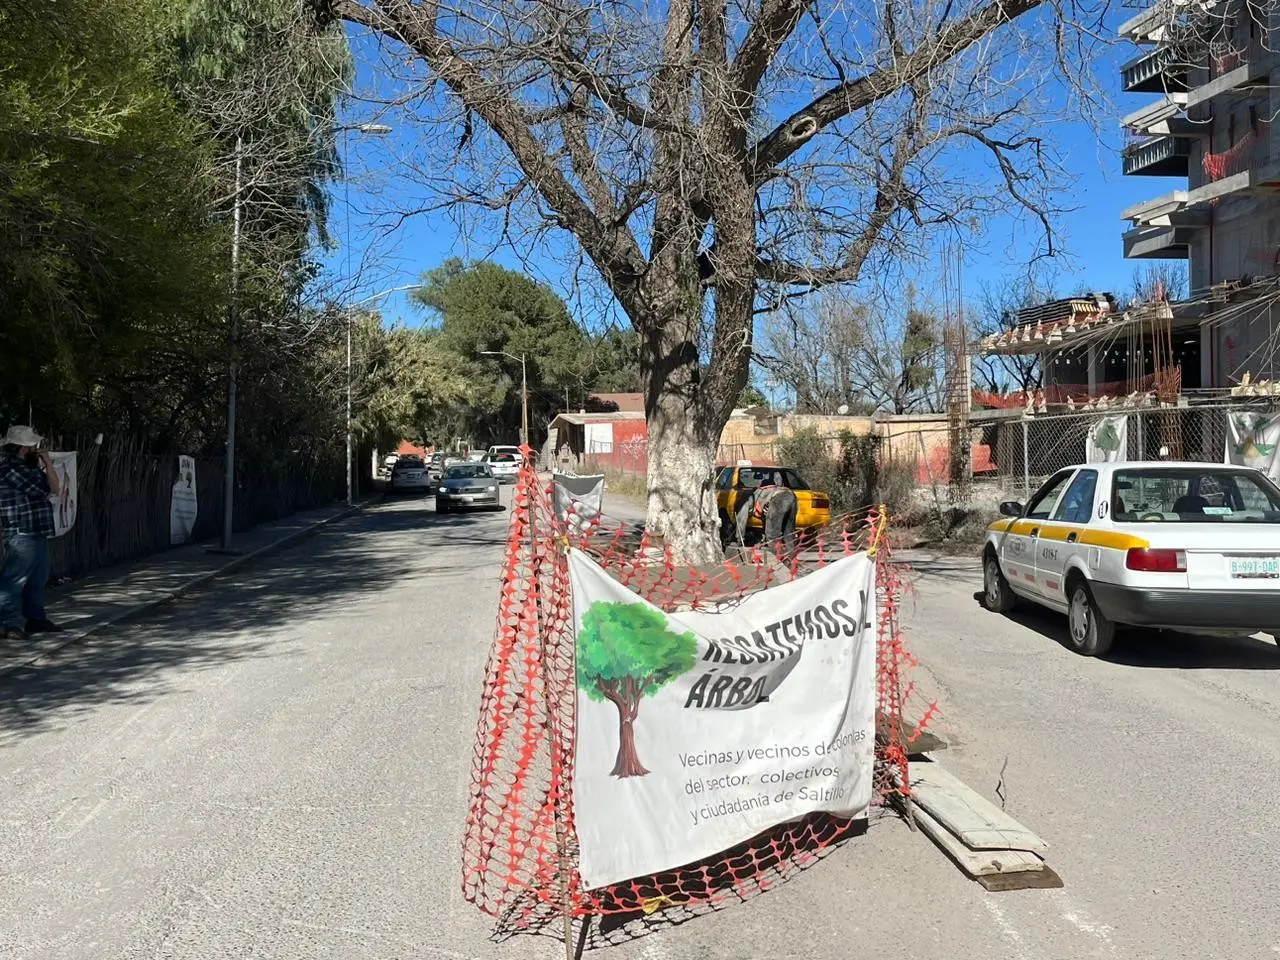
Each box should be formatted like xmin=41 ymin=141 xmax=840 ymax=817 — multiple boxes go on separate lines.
xmin=435 ymin=464 xmax=502 ymax=513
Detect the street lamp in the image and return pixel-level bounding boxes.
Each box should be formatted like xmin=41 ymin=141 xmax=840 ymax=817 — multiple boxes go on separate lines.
xmin=343 ymin=284 xmax=416 ymax=506
xmin=341 ymin=122 xmax=393 ymax=507
xmin=480 ymin=350 xmax=529 ymax=447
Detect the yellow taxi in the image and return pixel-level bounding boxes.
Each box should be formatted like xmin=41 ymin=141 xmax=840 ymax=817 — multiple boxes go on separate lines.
xmin=715 ymin=464 xmax=832 ymax=542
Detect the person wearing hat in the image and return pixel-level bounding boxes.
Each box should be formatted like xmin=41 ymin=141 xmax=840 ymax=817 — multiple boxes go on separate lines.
xmin=0 ymin=425 xmax=62 ymax=639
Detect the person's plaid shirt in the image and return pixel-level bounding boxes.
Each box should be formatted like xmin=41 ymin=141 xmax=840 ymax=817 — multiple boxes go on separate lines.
xmin=0 ymin=451 xmax=55 ymax=538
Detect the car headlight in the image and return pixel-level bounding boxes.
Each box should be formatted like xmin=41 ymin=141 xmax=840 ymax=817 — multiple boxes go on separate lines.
xmin=486 ymin=484 xmax=497 ymax=492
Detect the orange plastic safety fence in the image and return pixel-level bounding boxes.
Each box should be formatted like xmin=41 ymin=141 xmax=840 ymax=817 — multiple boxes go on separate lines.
xmin=460 ymin=458 xmax=938 ymax=940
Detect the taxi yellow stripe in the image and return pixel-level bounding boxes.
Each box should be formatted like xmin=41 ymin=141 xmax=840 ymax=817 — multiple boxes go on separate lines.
xmin=985 ymin=519 xmax=1148 ymax=550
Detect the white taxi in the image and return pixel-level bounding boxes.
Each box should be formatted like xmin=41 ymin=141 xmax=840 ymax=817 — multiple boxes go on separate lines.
xmin=982 ymin=461 xmax=1280 ymax=656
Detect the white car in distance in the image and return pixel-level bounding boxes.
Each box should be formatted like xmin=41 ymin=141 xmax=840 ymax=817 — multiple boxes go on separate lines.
xmin=389 ymin=457 xmax=430 ymax=494
xmin=982 ymin=461 xmax=1280 ymax=656
xmin=484 ymin=450 xmax=521 ymax=484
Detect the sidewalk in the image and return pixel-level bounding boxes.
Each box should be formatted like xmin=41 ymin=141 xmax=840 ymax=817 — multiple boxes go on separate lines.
xmin=0 ymin=500 xmax=364 ymax=676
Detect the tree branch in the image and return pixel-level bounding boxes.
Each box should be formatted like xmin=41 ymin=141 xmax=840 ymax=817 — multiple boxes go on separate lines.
xmin=332 ymin=0 xmax=647 ymax=310
xmin=746 ymin=0 xmax=1043 ymax=184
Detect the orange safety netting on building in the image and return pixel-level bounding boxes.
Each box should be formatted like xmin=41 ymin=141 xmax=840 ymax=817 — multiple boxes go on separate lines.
xmin=460 ymin=457 xmax=937 ymax=945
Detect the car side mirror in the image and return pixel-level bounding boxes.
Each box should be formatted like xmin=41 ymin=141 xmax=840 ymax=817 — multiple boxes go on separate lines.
xmin=999 ymin=500 xmax=1023 ymax=517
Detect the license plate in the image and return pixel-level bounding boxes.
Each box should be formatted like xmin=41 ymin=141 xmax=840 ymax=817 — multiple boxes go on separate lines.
xmin=1229 ymin=556 xmax=1280 ymax=579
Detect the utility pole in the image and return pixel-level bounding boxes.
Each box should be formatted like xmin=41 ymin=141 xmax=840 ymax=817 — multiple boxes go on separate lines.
xmin=520 ymin=353 xmax=529 ymax=448
xmin=346 ymin=309 xmax=354 ymax=505
xmin=221 ymin=134 xmax=242 ymax=552
xmin=481 ymin=350 xmax=529 ymax=446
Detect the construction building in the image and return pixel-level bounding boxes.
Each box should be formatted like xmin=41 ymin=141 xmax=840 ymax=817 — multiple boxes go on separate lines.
xmin=1118 ymin=0 xmax=1280 ymax=387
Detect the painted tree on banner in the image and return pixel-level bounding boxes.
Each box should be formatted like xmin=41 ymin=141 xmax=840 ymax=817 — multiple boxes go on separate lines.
xmin=577 ymin=602 xmax=698 ymax=778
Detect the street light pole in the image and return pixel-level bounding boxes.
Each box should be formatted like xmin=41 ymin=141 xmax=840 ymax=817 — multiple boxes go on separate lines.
xmin=346 ymin=312 xmax=353 ymax=506
xmin=480 ymin=350 xmax=529 ymax=446
xmin=221 ymin=134 xmax=242 ymax=552
xmin=340 ymin=122 xmax=392 ymax=508
xmin=520 ymin=353 xmax=529 ymax=448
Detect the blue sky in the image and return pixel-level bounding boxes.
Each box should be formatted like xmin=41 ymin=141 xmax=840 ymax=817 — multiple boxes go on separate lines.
xmin=324 ymin=15 xmax=1167 ymax=332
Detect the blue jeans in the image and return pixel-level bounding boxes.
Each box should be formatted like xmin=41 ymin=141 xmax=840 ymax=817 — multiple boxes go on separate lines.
xmin=0 ymin=533 xmax=42 ymax=630
xmin=22 ymin=535 xmax=48 ymax=622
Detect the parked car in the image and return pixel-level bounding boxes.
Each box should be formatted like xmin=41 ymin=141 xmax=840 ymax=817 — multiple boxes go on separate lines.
xmin=466 ymin=450 xmax=487 ymax=463
xmin=982 ymin=461 xmax=1280 ymax=656
xmin=426 ymin=452 xmax=446 ymax=487
xmin=485 ymin=450 xmax=521 ymax=484
xmin=389 ymin=457 xmax=430 ymax=494
xmin=714 ymin=464 xmax=831 ymax=544
xmin=436 ymin=463 xmax=501 ymax=513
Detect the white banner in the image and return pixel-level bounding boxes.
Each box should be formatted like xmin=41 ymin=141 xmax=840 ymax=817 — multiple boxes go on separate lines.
xmin=1085 ymin=415 xmax=1128 ymax=463
xmin=170 ymin=455 xmax=198 ymax=545
xmin=48 ymin=452 xmax=77 ymax=538
xmin=1225 ymin=411 xmax=1280 ymax=481
xmin=569 ymin=549 xmax=877 ymax=890
xmin=553 ymin=472 xmax=605 ymax=531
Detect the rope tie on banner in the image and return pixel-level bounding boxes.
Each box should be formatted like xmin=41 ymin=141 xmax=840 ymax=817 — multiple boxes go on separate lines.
xmin=866 ymin=503 xmax=889 ymax=557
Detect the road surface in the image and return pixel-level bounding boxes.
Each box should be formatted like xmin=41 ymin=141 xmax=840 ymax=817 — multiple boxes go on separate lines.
xmin=1 ymin=493 xmax=1277 ymax=959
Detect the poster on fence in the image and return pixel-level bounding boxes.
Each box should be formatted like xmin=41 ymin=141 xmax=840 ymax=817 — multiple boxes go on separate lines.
xmin=1224 ymin=411 xmax=1280 ymax=481
xmin=553 ymin=472 xmax=604 ymax=531
xmin=170 ymin=455 xmax=198 ymax=544
xmin=569 ymin=548 xmax=876 ymax=890
xmin=1085 ymin=415 xmax=1128 ymax=463
xmin=48 ymin=452 xmax=77 ymax=538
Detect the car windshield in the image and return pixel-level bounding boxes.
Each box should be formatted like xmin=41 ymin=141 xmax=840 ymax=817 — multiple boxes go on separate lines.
xmin=738 ymin=467 xmax=808 ymax=490
xmin=394 ymin=461 xmax=422 ymax=471
xmin=1112 ymin=467 xmax=1280 ymax=523
xmin=445 ymin=465 xmax=493 ymax=480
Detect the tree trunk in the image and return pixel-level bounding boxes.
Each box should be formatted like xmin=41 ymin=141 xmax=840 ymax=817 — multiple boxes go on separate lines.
xmin=641 ymin=314 xmax=724 ymax=565
xmin=610 ymin=702 xmax=649 ymax=778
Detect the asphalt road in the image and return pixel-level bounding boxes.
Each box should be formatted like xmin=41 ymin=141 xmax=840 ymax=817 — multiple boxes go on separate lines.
xmin=1 ymin=492 xmax=1278 ymax=959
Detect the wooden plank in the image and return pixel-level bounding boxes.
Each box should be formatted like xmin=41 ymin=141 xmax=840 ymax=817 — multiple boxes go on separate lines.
xmin=909 ymin=760 xmax=1049 ymax=855
xmin=913 ymin=806 xmax=1047 ymax=878
xmin=979 ymin=865 xmax=1064 ymax=892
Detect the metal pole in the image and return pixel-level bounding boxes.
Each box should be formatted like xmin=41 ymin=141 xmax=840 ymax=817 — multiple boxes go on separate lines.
xmin=1135 ymin=409 xmax=1145 ymax=461
xmin=221 ymin=135 xmax=242 ymax=551
xmin=1021 ymin=418 xmax=1031 ymax=497
xmin=521 ymin=354 xmax=529 ymax=448
xmin=346 ymin=312 xmax=353 ymax=506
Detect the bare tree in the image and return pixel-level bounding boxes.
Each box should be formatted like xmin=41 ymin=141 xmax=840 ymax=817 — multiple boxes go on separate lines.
xmin=758 ymin=292 xmax=943 ymax=414
xmin=1127 ymin=261 xmax=1188 ymax=307
xmin=972 ymin=275 xmax=1053 ymax=395
xmin=323 ymin=0 xmax=1101 ymax=561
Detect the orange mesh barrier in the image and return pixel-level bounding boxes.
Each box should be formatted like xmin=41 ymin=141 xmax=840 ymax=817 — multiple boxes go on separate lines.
xmin=461 ymin=454 xmax=937 ymax=944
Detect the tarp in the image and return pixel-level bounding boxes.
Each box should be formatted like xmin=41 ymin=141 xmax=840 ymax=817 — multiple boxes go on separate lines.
xmin=48 ymin=452 xmax=77 ymax=538
xmin=568 ymin=548 xmax=876 ymax=889
xmin=1225 ymin=411 xmax=1280 ymax=481
xmin=1085 ymin=415 xmax=1128 ymax=464
xmin=170 ymin=455 xmax=198 ymax=544
xmin=552 ymin=472 xmax=604 ymax=531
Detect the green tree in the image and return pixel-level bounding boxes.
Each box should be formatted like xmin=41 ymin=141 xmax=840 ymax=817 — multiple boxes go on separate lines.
xmin=576 ymin=601 xmax=698 ymax=778
xmin=415 ymin=259 xmax=591 ymax=443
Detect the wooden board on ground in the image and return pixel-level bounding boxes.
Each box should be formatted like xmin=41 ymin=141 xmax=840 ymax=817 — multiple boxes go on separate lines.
xmin=877 ymin=716 xmax=947 ymax=755
xmin=978 ymin=865 xmax=1064 ymax=892
xmin=910 ymin=759 xmax=1049 ymax=855
xmin=913 ymin=805 xmax=1046 ymax=878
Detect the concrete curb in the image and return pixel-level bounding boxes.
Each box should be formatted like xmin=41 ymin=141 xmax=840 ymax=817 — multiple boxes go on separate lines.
xmin=2 ymin=503 xmax=367 ymax=676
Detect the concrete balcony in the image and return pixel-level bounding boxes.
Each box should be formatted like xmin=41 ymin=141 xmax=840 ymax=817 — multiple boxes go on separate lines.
xmin=1121 ymin=94 xmax=1202 ymax=138
xmin=1122 ymin=224 xmax=1199 ymax=259
xmin=1123 ymin=134 xmax=1192 ymax=176
xmin=1184 ymin=50 xmax=1279 ymax=109
xmin=1119 ymin=4 xmax=1173 ymax=43
xmin=1121 ymin=45 xmax=1189 ymax=93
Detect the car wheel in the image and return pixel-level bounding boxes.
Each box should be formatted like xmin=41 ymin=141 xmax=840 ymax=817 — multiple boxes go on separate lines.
xmin=982 ymin=554 xmax=1017 ymax=614
xmin=1066 ymin=581 xmax=1115 ymax=657
xmin=437 ymin=501 xmax=450 ymax=514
